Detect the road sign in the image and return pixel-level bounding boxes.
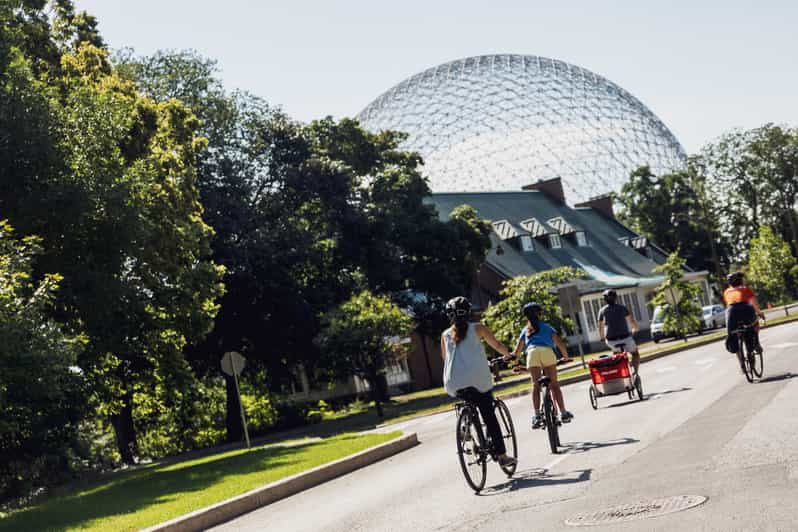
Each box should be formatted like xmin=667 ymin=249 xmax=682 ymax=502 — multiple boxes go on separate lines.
xmin=221 ymin=351 xmax=246 ymax=377
xmin=220 ymin=351 xmax=251 ymax=449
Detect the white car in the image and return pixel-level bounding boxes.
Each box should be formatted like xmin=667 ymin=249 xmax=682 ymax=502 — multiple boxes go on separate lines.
xmin=702 ymin=304 xmax=726 ymax=329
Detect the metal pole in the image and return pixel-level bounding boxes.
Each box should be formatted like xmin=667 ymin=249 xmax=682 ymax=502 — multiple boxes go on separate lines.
xmin=576 ymin=311 xmax=587 ymax=368
xmin=231 ymin=356 xmax=251 ymax=449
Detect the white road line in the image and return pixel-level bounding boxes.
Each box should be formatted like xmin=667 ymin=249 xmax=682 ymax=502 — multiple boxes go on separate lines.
xmin=656 ymin=366 xmax=677 ymax=374
xmin=694 ymin=358 xmax=717 ymax=365
xmin=770 ymin=342 xmax=798 ymax=349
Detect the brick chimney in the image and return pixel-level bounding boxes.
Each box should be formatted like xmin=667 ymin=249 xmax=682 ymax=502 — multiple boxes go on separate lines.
xmin=575 ymin=194 xmax=615 ymax=220
xmin=522 ymin=177 xmax=565 ymax=203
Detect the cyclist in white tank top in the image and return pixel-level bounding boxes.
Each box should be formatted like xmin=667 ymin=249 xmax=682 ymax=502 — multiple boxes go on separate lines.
xmin=440 ymin=297 xmax=516 ymax=467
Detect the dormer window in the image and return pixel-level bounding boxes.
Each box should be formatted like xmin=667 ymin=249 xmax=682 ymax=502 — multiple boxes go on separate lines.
xmin=520 ymin=235 xmax=535 ymax=252
xmin=576 ymin=231 xmax=589 ymax=247
xmin=549 ymin=234 xmax=562 ymax=249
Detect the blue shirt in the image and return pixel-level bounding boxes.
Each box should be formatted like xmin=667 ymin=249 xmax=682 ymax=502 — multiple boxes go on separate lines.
xmin=518 ymin=322 xmax=556 ymax=349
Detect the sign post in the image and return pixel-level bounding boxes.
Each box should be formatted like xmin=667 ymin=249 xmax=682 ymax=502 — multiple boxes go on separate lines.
xmin=221 ymin=351 xmax=251 ymax=449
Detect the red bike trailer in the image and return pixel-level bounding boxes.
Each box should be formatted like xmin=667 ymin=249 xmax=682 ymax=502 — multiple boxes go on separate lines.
xmin=587 ymin=352 xmax=643 ymax=409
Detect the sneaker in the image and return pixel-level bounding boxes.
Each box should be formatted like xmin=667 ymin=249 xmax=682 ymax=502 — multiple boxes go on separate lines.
xmin=560 ymin=411 xmax=574 ymax=423
xmin=531 ymin=413 xmax=543 ymax=429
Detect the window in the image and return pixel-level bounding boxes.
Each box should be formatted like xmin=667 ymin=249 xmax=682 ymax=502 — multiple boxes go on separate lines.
xmin=520 ymin=235 xmax=535 ymax=252
xmin=621 ymin=293 xmax=643 ymax=321
xmin=576 ymin=231 xmax=589 ymax=247
xmin=549 ymin=234 xmax=562 ymax=249
xmin=582 ymin=298 xmax=602 ymax=331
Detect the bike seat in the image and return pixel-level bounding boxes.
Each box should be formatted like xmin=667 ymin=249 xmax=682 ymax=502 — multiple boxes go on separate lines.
xmin=537 ymin=375 xmax=551 ymax=386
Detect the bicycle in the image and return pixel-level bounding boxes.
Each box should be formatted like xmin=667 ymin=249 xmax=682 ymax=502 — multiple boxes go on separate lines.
xmin=454 ymin=360 xmax=518 ymax=493
xmin=537 ymin=375 xmax=562 ymax=454
xmin=730 ymin=321 xmax=764 ymax=383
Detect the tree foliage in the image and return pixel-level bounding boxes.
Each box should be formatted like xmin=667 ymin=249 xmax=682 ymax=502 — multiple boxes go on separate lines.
xmin=747 ymin=226 xmax=797 ymax=306
xmin=0 ymin=221 xmax=86 ymax=500
xmin=316 ymin=291 xmax=413 ymax=417
xmin=482 ymin=268 xmax=581 ymax=351
xmin=650 ymin=252 xmax=703 ymax=338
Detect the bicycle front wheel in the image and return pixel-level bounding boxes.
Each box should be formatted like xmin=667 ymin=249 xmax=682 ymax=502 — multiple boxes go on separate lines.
xmin=495 ymin=400 xmax=517 ymax=477
xmin=456 ymin=407 xmax=487 ymax=492
xmin=740 ymin=346 xmax=754 ymax=383
xmin=543 ymin=396 xmax=559 ymax=454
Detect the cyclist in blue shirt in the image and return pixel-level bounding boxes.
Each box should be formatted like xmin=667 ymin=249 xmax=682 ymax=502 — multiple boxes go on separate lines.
xmin=511 ymin=302 xmax=574 ymax=428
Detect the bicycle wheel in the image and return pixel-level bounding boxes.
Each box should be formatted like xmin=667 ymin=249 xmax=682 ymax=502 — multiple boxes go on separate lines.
xmin=456 ymin=406 xmax=487 ymax=492
xmin=589 ymin=385 xmax=598 ymax=410
xmin=739 ymin=345 xmax=754 ymax=383
xmin=749 ymin=348 xmax=763 ymax=379
xmin=494 ymin=400 xmax=517 ymax=477
xmin=635 ymin=375 xmax=644 ymax=400
xmin=543 ymin=395 xmax=559 ymax=454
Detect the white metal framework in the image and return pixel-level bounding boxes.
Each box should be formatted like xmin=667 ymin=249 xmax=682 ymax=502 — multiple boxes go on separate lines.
xmin=358 ymin=54 xmax=686 ymax=202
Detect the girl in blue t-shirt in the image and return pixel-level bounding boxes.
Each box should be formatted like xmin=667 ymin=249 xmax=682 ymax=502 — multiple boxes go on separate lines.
xmin=512 ymin=302 xmax=574 ymax=428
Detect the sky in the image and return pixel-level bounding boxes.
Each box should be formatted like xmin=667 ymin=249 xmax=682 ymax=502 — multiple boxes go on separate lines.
xmin=74 ymin=0 xmax=798 ymax=154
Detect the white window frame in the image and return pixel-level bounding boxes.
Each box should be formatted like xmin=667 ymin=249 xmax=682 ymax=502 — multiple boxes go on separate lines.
xmin=549 ymin=234 xmax=562 ymax=249
xmin=576 ymin=231 xmax=589 ymax=247
xmin=520 ymin=235 xmax=535 ymax=252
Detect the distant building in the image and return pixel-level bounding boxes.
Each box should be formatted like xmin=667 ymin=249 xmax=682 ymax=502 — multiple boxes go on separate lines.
xmin=426 ymin=177 xmax=711 ymax=351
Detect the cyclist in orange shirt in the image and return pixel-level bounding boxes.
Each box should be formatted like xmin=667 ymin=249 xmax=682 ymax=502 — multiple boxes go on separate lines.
xmin=724 ymin=271 xmax=764 ymax=355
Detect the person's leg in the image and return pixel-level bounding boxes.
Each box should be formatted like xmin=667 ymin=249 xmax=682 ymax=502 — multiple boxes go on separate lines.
xmin=473 ymin=390 xmax=506 ymax=455
xmin=544 ymin=364 xmax=565 ymax=412
xmin=530 ymin=366 xmax=543 ymax=427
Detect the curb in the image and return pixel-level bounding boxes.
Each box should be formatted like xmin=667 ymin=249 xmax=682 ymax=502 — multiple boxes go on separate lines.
xmin=142 ymin=433 xmax=419 ymax=532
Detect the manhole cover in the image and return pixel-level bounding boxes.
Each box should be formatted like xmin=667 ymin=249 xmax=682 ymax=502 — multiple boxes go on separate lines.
xmin=565 ymin=495 xmax=708 ymax=526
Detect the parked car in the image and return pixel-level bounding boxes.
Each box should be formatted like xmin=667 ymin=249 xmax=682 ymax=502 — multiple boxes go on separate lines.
xmin=702 ymin=304 xmax=726 ymax=330
xmin=650 ymin=305 xmax=704 ymax=343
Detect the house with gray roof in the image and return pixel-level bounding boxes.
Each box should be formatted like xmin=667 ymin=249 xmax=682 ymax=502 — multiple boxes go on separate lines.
xmin=427 ymin=178 xmax=711 ymax=349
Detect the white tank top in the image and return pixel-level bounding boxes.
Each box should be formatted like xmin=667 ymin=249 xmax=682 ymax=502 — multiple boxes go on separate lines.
xmin=442 ymin=322 xmax=493 ymax=397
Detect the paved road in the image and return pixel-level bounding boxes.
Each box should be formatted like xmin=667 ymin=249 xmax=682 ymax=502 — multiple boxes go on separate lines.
xmin=214 ymin=324 xmax=798 ymax=531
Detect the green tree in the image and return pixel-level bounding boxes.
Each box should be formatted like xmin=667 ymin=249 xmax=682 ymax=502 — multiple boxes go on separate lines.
xmin=616 ymin=164 xmax=729 ymax=276
xmin=482 ymin=268 xmax=581 ymax=352
xmin=316 ymin=291 xmax=414 ymax=418
xmin=650 ymin=252 xmax=703 ymax=339
xmin=0 ymin=221 xmax=86 ymax=500
xmin=747 ymin=226 xmax=797 ymax=305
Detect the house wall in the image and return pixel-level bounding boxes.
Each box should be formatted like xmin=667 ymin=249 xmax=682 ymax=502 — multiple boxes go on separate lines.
xmin=405 ymin=331 xmax=444 ymax=389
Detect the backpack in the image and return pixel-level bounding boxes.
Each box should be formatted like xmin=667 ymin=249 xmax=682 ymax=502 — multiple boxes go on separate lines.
xmin=725 ymin=334 xmax=739 ymax=354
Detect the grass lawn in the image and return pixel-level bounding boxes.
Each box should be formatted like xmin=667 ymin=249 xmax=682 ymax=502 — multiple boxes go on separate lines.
xmin=0 ymin=432 xmax=400 ymax=532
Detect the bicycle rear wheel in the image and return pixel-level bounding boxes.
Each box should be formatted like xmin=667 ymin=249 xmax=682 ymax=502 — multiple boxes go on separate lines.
xmin=749 ymin=348 xmax=763 ymax=379
xmin=739 ymin=345 xmax=754 ymax=383
xmin=543 ymin=396 xmax=559 ymax=454
xmin=494 ymin=400 xmax=517 ymax=477
xmin=456 ymin=407 xmax=487 ymax=492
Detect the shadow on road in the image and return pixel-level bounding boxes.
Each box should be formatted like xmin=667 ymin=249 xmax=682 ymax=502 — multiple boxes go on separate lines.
xmin=758 ymin=372 xmax=796 ymax=384
xmin=559 ymin=437 xmax=639 ymax=453
xmin=604 ymin=386 xmax=692 ymax=408
xmin=480 ymin=468 xmax=592 ymax=496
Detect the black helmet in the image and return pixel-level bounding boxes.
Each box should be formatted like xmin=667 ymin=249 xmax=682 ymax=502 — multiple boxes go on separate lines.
xmin=522 ymin=301 xmax=543 ymax=321
xmin=445 ymin=296 xmax=471 ymax=321
xmin=727 ymin=271 xmax=744 ymax=287
xmin=602 ymin=289 xmax=617 ymax=304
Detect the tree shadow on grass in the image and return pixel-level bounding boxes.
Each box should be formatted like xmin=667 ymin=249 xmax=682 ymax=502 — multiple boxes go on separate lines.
xmin=0 ymin=439 xmax=329 ymax=532
xmin=480 ymin=468 xmax=592 ymax=495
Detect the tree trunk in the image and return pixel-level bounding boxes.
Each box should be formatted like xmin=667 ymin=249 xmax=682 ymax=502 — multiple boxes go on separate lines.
xmin=224 ymin=374 xmax=244 ymax=443
xmin=368 ymin=370 xmax=385 ymax=418
xmin=111 ymin=390 xmax=139 ymax=465
xmin=418 ymin=332 xmax=434 ymax=387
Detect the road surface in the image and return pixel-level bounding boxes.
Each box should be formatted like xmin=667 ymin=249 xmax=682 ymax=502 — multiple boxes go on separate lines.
xmin=214 ymin=323 xmax=798 ymax=531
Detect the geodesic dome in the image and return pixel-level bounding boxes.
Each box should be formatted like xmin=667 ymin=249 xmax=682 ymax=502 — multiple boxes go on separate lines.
xmin=358 ymin=54 xmax=686 ymax=203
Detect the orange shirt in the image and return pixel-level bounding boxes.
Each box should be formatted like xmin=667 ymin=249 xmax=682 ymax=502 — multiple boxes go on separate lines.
xmin=723 ymin=286 xmax=755 ymax=305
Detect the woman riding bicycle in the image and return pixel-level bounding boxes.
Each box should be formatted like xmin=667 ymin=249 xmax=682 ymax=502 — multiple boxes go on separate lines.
xmin=440 ymin=296 xmax=516 ymax=467
xmin=512 ymin=302 xmax=574 ymax=428
xmin=724 ymin=271 xmax=765 ymax=357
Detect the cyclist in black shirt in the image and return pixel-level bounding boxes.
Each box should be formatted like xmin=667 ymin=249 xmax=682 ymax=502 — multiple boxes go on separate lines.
xmin=597 ymin=289 xmax=640 ymax=374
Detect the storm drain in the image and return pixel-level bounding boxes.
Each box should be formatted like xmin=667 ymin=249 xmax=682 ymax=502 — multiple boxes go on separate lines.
xmin=564 ymin=495 xmax=708 ymax=526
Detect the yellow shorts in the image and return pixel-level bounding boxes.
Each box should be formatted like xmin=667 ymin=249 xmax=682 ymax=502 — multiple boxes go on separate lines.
xmin=526 ymin=345 xmax=557 ymax=369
